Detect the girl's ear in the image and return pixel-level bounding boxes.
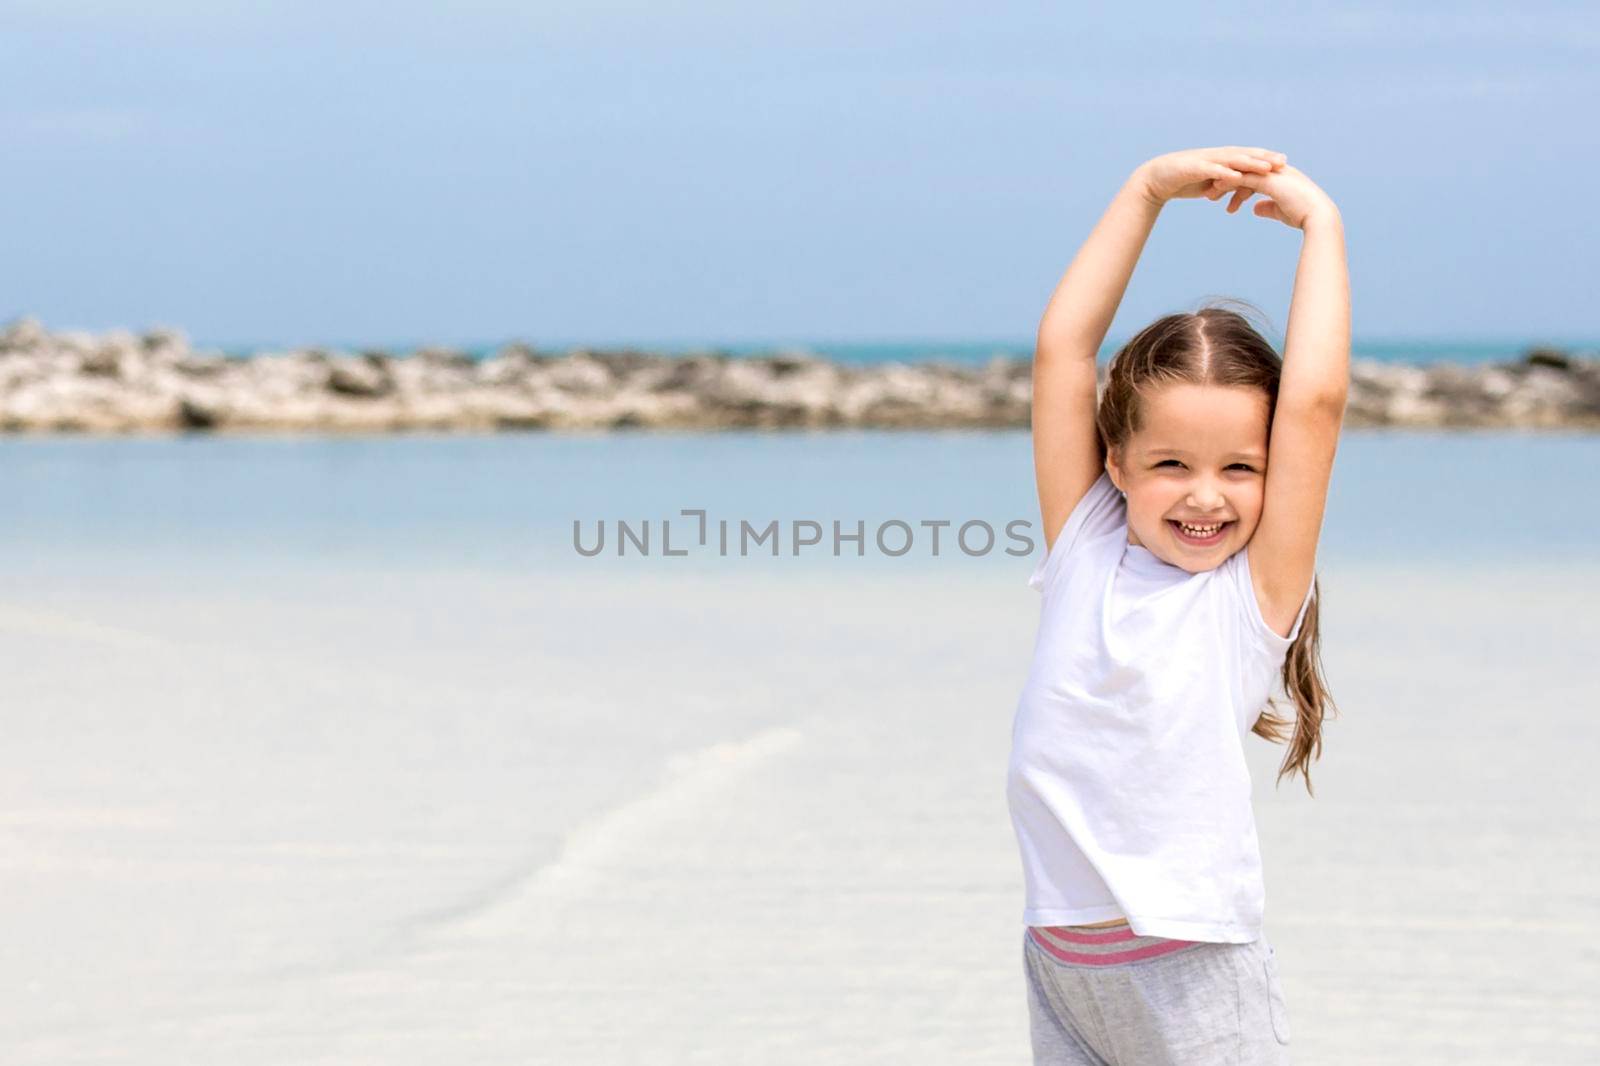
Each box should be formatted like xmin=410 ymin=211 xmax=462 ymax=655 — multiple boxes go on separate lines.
xmin=1104 ymin=449 xmax=1124 ymax=494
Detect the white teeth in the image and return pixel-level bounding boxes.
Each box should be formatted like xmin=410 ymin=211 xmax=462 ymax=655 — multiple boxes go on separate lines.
xmin=1177 ymin=522 xmax=1223 ymax=536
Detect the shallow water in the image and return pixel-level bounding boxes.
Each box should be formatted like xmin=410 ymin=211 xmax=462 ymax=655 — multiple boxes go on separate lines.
xmin=2 ymin=428 xmax=1596 ymax=573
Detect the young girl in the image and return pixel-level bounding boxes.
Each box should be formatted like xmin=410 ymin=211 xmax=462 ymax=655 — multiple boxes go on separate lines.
xmin=1006 ymin=146 xmax=1348 ymax=1065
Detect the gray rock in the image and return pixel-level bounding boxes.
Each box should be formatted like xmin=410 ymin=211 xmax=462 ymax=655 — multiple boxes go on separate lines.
xmin=1 ymin=320 xmax=1597 ymax=433
xmin=328 ymin=354 xmax=395 ymax=398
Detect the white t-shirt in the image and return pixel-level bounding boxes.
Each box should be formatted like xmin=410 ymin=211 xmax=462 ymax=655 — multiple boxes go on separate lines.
xmin=1005 ymin=470 xmax=1315 ymax=943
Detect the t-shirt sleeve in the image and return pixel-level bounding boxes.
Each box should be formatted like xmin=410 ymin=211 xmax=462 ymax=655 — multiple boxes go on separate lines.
xmin=1027 ymin=471 xmax=1125 ymax=594
xmin=1227 ymin=542 xmax=1316 ymax=650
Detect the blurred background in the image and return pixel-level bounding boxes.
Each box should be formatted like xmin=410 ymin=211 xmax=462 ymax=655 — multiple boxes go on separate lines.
xmin=1 ymin=3 xmax=1596 ymax=1063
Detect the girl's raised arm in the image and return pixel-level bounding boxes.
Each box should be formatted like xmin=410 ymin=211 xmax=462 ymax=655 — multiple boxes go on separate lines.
xmin=1212 ymin=164 xmax=1351 ymax=638
xmin=1033 ymin=148 xmax=1286 ymax=552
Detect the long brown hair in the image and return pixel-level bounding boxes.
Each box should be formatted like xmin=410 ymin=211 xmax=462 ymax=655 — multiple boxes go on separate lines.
xmin=1096 ymin=299 xmax=1338 ymax=797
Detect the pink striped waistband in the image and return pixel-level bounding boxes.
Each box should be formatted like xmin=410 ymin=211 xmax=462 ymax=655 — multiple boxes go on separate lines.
xmin=1026 ymin=923 xmax=1205 ymax=966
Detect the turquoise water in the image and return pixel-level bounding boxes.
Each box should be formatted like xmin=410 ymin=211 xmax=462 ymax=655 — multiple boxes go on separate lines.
xmin=2 ymin=430 xmax=1595 ymax=577
xmin=210 ymin=338 xmax=1599 ymax=367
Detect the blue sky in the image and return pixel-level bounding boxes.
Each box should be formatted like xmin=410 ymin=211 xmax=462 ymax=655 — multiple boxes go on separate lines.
xmin=1 ymin=2 xmax=1595 ymax=349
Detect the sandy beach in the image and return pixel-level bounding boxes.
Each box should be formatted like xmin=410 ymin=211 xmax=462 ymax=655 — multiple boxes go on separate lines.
xmin=1 ymin=547 xmax=1595 ymax=1063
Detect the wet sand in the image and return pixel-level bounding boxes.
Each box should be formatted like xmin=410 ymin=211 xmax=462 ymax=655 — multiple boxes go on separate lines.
xmin=0 ymin=559 xmax=1595 ymax=1063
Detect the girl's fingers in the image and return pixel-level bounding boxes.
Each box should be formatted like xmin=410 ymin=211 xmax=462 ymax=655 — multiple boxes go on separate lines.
xmin=1240 ymin=147 xmax=1289 ymax=166
xmin=1221 ymin=152 xmax=1287 ymax=174
xmin=1227 ymin=187 xmax=1256 ymax=213
xmin=1223 ymin=169 xmax=1269 ymax=189
xmin=1213 ymin=147 xmax=1283 ymax=171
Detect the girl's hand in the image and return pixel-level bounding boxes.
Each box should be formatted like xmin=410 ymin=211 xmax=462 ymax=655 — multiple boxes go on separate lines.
xmin=1135 ymin=146 xmax=1287 ymax=206
xmin=1207 ymin=163 xmax=1340 ymax=230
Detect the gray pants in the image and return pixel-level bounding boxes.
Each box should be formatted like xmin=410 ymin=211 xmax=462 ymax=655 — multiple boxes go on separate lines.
xmin=1023 ymin=924 xmax=1292 ymax=1065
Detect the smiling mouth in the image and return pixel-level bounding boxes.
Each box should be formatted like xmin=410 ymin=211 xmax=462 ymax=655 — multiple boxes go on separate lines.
xmin=1168 ymin=519 xmax=1232 ymax=545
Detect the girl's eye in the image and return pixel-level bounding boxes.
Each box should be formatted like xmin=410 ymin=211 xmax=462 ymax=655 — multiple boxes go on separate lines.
xmin=1155 ymin=460 xmax=1257 ymax=472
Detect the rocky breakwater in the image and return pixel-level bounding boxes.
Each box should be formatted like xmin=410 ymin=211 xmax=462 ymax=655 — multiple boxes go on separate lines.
xmin=1 ymin=318 xmax=1596 ymax=433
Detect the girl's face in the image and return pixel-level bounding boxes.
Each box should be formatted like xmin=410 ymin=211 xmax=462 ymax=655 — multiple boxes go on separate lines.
xmin=1105 ymin=382 xmax=1271 ymax=573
